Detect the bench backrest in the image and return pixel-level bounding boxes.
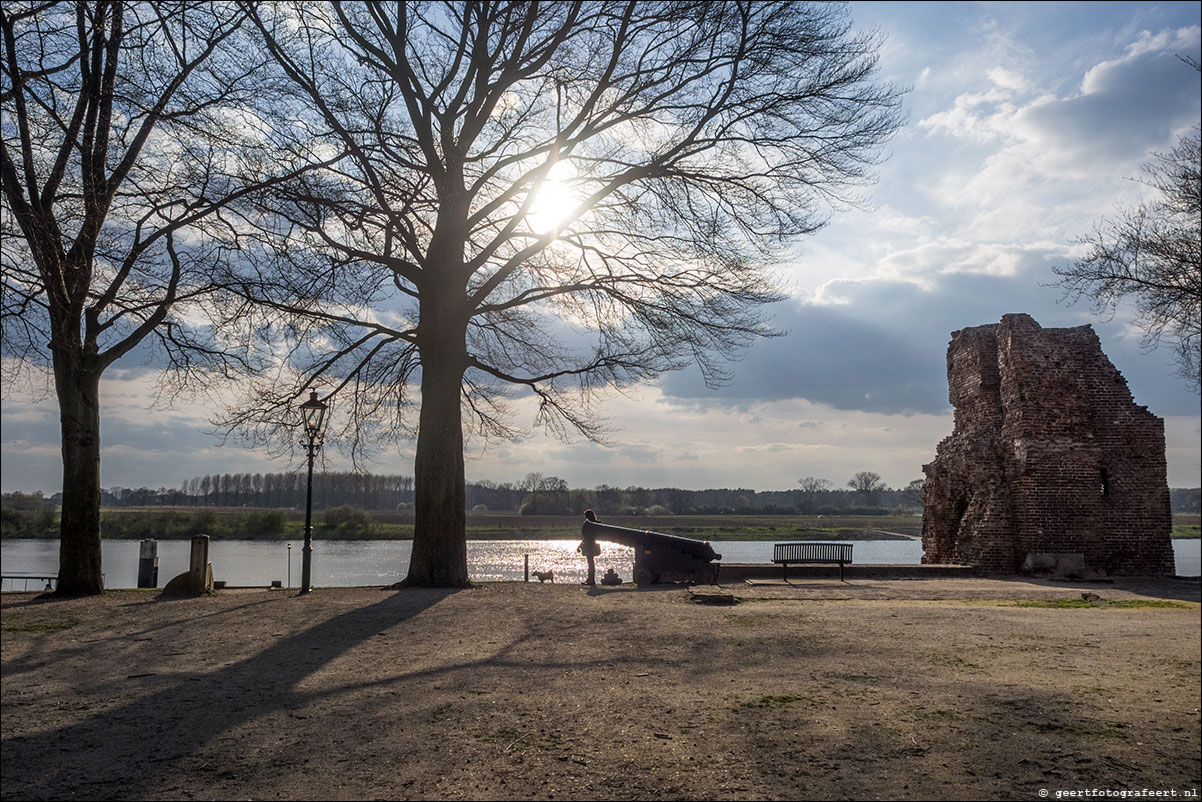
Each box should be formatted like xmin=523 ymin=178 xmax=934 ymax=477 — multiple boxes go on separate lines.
xmin=773 ymin=542 xmax=853 ymax=564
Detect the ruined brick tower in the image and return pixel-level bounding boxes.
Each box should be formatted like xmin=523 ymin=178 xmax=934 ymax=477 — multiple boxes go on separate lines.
xmin=922 ymin=314 xmax=1175 ymax=576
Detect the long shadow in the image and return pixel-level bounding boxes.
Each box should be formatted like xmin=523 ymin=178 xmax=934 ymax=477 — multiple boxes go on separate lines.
xmin=1 ymin=588 xmax=456 ymax=801
xmin=0 ymin=596 xmax=291 ymax=681
xmin=991 ymin=575 xmax=1201 ymax=603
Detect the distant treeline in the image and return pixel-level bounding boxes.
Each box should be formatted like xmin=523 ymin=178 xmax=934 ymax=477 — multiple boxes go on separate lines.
xmin=8 ymin=475 xmax=1200 ymax=517
xmin=100 ymin=471 xmax=920 ymax=515
xmin=110 ymin=472 xmax=416 ymax=511
xmin=3 ymin=484 xmax=1199 ymax=540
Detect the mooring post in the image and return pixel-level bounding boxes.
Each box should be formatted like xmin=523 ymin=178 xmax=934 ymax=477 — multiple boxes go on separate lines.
xmin=160 ymin=534 xmax=214 ymax=596
xmin=137 ymin=539 xmax=158 ymax=588
xmin=524 ymin=553 xmax=529 ymax=582
xmin=189 ymin=534 xmax=213 ymax=594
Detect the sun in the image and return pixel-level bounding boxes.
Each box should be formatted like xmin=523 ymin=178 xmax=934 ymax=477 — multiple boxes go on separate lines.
xmin=525 ymin=162 xmax=579 ymax=236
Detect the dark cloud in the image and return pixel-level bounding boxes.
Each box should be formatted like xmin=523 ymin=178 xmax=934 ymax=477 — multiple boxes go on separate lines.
xmin=658 ymin=270 xmax=1200 ymax=418
xmin=658 ymin=298 xmax=948 ymax=414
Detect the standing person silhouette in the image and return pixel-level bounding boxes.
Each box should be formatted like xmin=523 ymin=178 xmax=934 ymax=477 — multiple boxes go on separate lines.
xmin=579 ymin=510 xmax=602 ymax=585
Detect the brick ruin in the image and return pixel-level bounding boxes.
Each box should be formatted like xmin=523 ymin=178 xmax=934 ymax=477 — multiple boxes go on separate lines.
xmin=922 ymin=314 xmax=1175 ymax=576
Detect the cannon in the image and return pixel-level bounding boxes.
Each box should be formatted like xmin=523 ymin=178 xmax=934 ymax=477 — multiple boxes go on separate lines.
xmin=581 ymin=510 xmax=722 ymax=586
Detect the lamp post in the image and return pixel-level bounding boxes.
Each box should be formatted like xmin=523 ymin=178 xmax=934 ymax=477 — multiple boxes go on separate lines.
xmin=299 ymin=391 xmax=328 ymax=594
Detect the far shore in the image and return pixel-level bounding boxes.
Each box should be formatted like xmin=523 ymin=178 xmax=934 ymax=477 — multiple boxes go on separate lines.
xmin=2 ymin=508 xmax=1197 ymax=542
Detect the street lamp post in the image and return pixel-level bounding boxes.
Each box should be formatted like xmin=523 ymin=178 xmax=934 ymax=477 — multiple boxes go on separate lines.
xmin=299 ymin=391 xmax=328 ymax=594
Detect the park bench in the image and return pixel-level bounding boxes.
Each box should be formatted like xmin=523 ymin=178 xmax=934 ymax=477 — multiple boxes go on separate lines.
xmin=772 ymin=542 xmax=853 ymax=581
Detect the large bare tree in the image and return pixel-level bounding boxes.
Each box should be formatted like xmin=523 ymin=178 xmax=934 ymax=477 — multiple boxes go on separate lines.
xmin=229 ymin=0 xmax=904 ymax=586
xmin=0 ymin=1 xmax=315 ymax=594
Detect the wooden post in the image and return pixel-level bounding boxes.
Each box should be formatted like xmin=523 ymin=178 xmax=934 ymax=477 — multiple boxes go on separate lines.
xmin=160 ymin=534 xmax=214 ymax=596
xmin=189 ymin=534 xmax=214 ymax=594
xmin=137 ymin=539 xmax=158 ymax=588
xmin=524 ymin=553 xmax=529 ymax=582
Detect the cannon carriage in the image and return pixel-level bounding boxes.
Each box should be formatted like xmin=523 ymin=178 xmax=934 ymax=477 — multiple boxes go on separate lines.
xmin=581 ymin=510 xmax=722 ymax=586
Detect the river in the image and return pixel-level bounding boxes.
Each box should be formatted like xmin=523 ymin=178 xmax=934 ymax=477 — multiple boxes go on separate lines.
xmin=2 ymin=538 xmax=1198 ymax=590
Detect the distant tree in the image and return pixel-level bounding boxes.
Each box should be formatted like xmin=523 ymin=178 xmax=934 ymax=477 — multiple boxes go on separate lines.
xmin=797 ymin=476 xmax=832 ymax=493
xmin=902 ymin=478 xmax=924 ymax=510
xmin=1170 ymin=487 xmax=1201 ymax=514
xmin=847 ymin=471 xmax=885 ymax=501
xmin=1053 ymin=61 xmax=1201 ymax=391
xmin=224 ymin=1 xmax=904 ymax=586
xmin=519 ymin=472 xmax=545 ymax=514
xmin=664 ymin=488 xmax=694 ymax=516
xmin=594 ymin=485 xmax=623 ymax=516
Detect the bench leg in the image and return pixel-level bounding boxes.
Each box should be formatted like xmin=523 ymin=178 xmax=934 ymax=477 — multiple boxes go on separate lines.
xmin=839 ymin=561 xmax=844 ymax=582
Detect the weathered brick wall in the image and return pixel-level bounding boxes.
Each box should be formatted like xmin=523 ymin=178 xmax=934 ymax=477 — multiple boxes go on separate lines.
xmin=922 ymin=314 xmax=1175 ymax=576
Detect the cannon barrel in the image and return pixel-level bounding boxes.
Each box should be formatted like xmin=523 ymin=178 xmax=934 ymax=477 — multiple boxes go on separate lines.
xmin=582 ymin=516 xmax=721 ymax=563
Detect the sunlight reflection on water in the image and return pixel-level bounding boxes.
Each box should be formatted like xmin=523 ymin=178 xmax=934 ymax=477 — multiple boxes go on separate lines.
xmin=2 ymin=538 xmax=1198 ymax=588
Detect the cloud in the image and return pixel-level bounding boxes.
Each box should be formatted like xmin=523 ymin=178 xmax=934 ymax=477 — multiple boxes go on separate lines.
xmin=656 ymin=299 xmax=945 ymax=415
xmin=465 ymin=388 xmax=956 ymax=490
xmin=922 ymin=25 xmax=1201 ymax=173
xmin=1015 ymin=27 xmax=1201 ymax=164
xmin=658 ymin=253 xmax=1200 ymax=420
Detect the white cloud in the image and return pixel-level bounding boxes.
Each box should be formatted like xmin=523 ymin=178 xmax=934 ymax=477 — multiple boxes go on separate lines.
xmin=918 ymin=87 xmax=1018 ymax=142
xmin=463 ymin=388 xmax=953 ymax=490
xmin=924 ymin=25 xmax=1200 ymax=174
xmin=988 ymin=66 xmax=1028 ymax=92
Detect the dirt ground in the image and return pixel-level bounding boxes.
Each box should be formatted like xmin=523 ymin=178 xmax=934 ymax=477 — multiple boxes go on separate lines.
xmin=2 ymin=576 xmax=1199 ymax=801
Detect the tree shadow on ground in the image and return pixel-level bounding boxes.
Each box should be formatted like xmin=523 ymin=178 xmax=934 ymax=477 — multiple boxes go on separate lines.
xmin=1 ymin=588 xmax=458 ymax=799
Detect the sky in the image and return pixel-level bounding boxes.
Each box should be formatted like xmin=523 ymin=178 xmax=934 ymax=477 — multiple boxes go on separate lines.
xmin=2 ymin=1 xmax=1200 ymax=495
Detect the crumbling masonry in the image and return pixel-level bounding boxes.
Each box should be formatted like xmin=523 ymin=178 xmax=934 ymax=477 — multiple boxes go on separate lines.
xmin=922 ymin=314 xmax=1175 ymax=576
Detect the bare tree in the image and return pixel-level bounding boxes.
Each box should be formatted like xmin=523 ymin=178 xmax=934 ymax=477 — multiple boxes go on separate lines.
xmin=0 ymin=2 xmax=315 ymax=594
xmin=796 ymin=476 xmax=832 ymax=494
xmin=847 ymin=471 xmax=884 ymax=496
xmin=227 ymin=1 xmax=904 ymax=586
xmin=1053 ymin=63 xmax=1201 ymax=391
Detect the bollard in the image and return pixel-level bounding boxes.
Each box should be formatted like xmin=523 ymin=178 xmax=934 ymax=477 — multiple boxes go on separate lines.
xmin=137 ymin=539 xmax=159 ymax=588
xmin=188 ymin=534 xmax=214 ymax=593
xmin=524 ymin=553 xmax=529 ymax=582
xmin=161 ymin=534 xmax=214 ymax=596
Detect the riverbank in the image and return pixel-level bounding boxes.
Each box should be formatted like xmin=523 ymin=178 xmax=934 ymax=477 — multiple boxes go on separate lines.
xmin=3 ymin=510 xmax=931 ymax=542
xmin=3 ymin=577 xmax=1199 ymax=800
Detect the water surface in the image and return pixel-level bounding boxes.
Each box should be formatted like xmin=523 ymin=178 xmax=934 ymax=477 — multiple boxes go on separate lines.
xmin=2 ymin=538 xmax=1197 ymax=589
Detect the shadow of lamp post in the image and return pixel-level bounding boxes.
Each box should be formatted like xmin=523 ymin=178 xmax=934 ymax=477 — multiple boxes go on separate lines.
xmin=299 ymin=391 xmax=328 ymax=594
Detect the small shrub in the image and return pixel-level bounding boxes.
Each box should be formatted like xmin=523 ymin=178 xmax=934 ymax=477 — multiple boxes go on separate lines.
xmin=245 ymin=509 xmax=287 ymax=536
xmin=323 ymin=504 xmax=372 ymax=533
xmin=189 ymin=510 xmax=218 ymax=535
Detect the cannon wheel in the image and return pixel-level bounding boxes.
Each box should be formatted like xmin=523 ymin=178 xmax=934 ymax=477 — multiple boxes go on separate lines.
xmin=633 ymin=567 xmax=654 ymax=587
xmin=691 ymin=566 xmax=714 ymax=585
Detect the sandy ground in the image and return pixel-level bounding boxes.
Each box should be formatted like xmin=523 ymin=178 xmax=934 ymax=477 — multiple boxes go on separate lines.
xmin=2 ymin=577 xmax=1200 ymax=801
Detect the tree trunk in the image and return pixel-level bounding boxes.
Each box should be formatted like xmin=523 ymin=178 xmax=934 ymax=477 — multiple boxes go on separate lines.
xmin=53 ymin=357 xmax=105 ymax=596
xmin=403 ymin=293 xmax=469 ymax=587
